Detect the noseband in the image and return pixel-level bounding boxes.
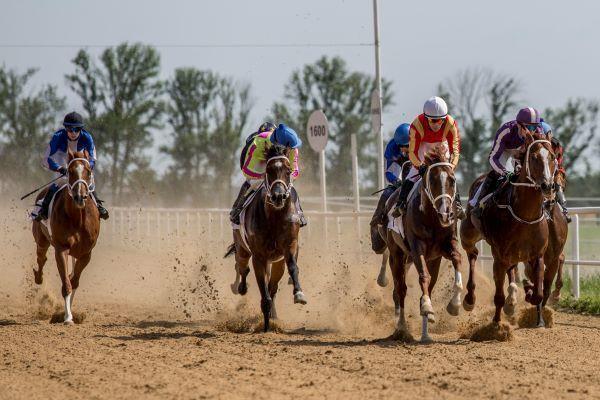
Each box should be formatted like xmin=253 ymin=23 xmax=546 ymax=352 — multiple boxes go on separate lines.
xmin=423 ymin=162 xmax=456 ymax=208
xmin=67 ymin=158 xmax=94 ymax=197
xmin=511 ymin=139 xmax=555 ymax=189
xmin=264 ymin=155 xmax=292 ymax=201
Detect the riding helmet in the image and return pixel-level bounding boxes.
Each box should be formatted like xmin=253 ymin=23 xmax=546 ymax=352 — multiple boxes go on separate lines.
xmin=393 ymin=123 xmax=410 ymax=146
xmin=63 ymin=111 xmax=85 ymax=128
xmin=270 ymin=124 xmax=302 ymax=149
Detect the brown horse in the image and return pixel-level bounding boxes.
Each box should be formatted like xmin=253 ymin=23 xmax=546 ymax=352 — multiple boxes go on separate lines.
xmin=461 ymin=132 xmax=556 ymax=327
xmin=224 ymin=144 xmax=307 ymax=332
xmin=386 ymin=145 xmax=463 ymax=342
xmin=32 ymin=150 xmax=100 ymax=324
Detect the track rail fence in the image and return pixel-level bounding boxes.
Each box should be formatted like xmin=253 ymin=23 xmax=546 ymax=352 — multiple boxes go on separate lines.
xmin=109 ymin=206 xmax=600 ymax=299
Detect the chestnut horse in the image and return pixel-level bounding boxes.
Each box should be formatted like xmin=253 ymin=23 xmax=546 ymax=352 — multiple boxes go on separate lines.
xmin=386 ymin=145 xmax=463 ymax=342
xmin=461 ymin=132 xmax=556 ymax=327
xmin=224 ymin=144 xmax=307 ymax=332
xmin=32 ymin=150 xmax=100 ymax=324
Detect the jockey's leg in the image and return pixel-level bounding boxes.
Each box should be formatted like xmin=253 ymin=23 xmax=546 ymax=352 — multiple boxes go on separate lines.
xmin=229 ymin=181 xmax=251 ymax=224
xmin=454 ymin=186 xmax=466 ymax=220
xmin=370 ymin=185 xmax=395 ymax=227
xmin=33 ymin=183 xmax=60 ymax=221
xmin=556 ymin=184 xmax=571 ymax=223
xmin=91 ymin=191 xmax=109 ymax=220
xmin=392 ymin=170 xmax=418 ymax=218
xmin=291 ymin=187 xmax=307 ymax=227
xmin=472 ymin=171 xmax=501 ymax=218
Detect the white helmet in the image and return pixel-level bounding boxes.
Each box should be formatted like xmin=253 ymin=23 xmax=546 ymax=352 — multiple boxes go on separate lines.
xmin=423 ymin=96 xmax=448 ymax=118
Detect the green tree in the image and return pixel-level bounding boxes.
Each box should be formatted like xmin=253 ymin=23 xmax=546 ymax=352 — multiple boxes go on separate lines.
xmin=271 ymin=56 xmax=393 ymax=194
xmin=162 ymin=68 xmax=252 ymax=206
xmin=66 ymin=43 xmax=164 ymax=202
xmin=0 ymin=66 xmax=65 ymax=192
xmin=544 ymin=98 xmax=599 ymax=174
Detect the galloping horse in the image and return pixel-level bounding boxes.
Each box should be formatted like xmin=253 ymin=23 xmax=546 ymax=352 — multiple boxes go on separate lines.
xmin=461 ymin=132 xmax=556 ymax=327
xmin=32 ymin=150 xmax=100 ymax=324
xmin=224 ymin=144 xmax=307 ymax=332
xmin=385 ymin=145 xmax=463 ymax=342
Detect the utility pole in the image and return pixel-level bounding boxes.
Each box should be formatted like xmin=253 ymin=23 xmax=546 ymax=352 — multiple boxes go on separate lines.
xmin=372 ymin=0 xmax=384 ymax=190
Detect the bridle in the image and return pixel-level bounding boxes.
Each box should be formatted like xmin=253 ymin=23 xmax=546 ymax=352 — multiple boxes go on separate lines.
xmin=423 ymin=162 xmax=456 ymax=209
xmin=510 ymin=139 xmax=556 ymax=189
xmin=264 ymin=155 xmax=292 ymax=202
xmin=67 ymin=157 xmax=94 ymax=198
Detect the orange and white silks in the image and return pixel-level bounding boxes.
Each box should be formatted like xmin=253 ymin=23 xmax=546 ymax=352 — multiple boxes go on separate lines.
xmin=408 ymin=114 xmax=460 ymax=168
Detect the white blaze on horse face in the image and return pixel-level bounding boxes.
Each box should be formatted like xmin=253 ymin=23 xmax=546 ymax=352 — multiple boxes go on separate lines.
xmin=538 ymin=147 xmax=553 ymax=182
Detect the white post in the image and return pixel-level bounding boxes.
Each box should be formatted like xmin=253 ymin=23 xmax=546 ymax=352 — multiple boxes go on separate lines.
xmin=351 ymin=134 xmax=360 ymax=212
xmin=319 ymin=150 xmax=327 ymax=212
xmin=571 ymin=214 xmax=580 ymax=299
xmin=372 ymin=0 xmax=384 ymax=190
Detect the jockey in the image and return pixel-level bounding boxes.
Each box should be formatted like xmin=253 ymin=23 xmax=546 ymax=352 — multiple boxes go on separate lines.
xmin=32 ymin=111 xmax=109 ymax=221
xmin=392 ymin=97 xmax=465 ymax=219
xmin=541 ymin=120 xmax=571 ymax=222
xmin=470 ymin=107 xmax=543 ymax=217
xmin=370 ymin=123 xmax=411 ymax=227
xmin=239 ymin=122 xmax=277 ymax=170
xmin=229 ymin=123 xmax=306 ymax=226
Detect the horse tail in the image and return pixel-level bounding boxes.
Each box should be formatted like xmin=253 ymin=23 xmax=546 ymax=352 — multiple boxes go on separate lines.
xmin=224 ymin=243 xmax=236 ymax=258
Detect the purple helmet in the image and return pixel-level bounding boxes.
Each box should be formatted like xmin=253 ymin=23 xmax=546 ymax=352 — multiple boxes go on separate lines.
xmin=516 ymin=107 xmax=541 ymax=125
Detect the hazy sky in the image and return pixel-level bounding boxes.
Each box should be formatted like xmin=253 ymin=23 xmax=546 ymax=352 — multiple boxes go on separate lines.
xmin=1 ymin=0 xmax=598 ymax=170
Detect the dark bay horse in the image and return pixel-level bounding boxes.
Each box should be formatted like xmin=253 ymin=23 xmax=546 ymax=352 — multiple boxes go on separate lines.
xmin=32 ymin=150 xmax=100 ymax=324
xmin=461 ymin=132 xmax=556 ymax=327
xmin=224 ymin=145 xmax=306 ymax=332
xmin=385 ymin=145 xmax=463 ymax=342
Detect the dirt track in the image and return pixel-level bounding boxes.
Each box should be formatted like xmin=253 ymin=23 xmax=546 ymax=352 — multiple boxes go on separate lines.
xmin=1 ymin=206 xmax=599 ymax=399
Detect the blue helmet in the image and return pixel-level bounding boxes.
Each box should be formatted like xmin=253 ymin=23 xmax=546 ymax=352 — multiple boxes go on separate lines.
xmin=540 ymin=121 xmax=552 ymax=135
xmin=393 ymin=123 xmax=410 ymax=146
xmin=270 ymin=123 xmax=302 ymax=149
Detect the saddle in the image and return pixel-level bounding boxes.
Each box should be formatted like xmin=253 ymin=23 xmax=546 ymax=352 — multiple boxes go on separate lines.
xmin=387 ymin=180 xmax=422 ymax=238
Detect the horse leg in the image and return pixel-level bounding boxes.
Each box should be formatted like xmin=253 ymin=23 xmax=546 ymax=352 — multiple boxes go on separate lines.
xmin=34 ymin=240 xmax=50 ymax=285
xmin=411 ymin=245 xmax=433 ymax=343
xmin=288 ymin=248 xmax=299 ymax=285
xmin=426 ymin=257 xmax=442 ymax=325
xmin=231 ymin=239 xmax=251 ymax=295
xmin=68 ymin=253 xmax=92 ymax=312
xmin=492 ymin=261 xmax=507 ymax=323
xmin=252 ymin=258 xmax=271 ymax=332
xmin=503 ymin=265 xmax=519 ymax=316
xmin=550 ymin=254 xmax=565 ymax=303
xmin=530 ymin=256 xmax=545 ymax=307
xmin=269 ymin=260 xmax=285 ymax=320
xmin=55 ymin=247 xmax=74 ymax=325
xmin=377 ymin=249 xmax=390 ymax=287
xmin=446 ymin=239 xmax=463 ymax=316
xmin=286 ymin=243 xmax=307 ymax=305
xmin=388 ymin=240 xmax=407 ymax=327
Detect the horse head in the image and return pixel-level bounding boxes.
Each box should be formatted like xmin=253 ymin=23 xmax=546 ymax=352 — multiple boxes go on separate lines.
xmin=422 ymin=144 xmax=456 ymax=228
xmin=264 ymin=145 xmax=292 ymax=210
xmin=517 ymin=132 xmax=556 ymax=198
xmin=67 ymin=149 xmax=93 ymax=209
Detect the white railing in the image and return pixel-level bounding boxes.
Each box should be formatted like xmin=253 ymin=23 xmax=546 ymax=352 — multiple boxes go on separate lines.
xmin=108 ymin=206 xmax=600 ymax=299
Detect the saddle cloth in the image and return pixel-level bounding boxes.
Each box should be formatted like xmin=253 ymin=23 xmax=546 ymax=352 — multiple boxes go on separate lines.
xmin=387 ymin=180 xmax=422 ymax=238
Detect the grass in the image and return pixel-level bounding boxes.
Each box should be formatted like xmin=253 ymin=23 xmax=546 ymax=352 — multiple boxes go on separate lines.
xmin=557 ymin=273 xmax=600 ymax=315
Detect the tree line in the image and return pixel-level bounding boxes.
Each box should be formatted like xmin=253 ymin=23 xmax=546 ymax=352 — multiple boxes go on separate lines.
xmin=0 ymin=42 xmax=598 ymax=206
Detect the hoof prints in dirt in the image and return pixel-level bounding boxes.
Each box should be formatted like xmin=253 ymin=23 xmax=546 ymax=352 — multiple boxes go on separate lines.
xmin=461 ymin=322 xmax=513 ymax=342
xmin=517 ymin=306 xmax=554 ymax=328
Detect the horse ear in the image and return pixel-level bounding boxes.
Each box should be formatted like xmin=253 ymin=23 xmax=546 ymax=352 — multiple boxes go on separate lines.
xmin=84 ymin=149 xmax=90 ymax=160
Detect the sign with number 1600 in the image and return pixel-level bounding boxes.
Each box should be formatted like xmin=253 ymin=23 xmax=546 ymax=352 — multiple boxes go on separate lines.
xmin=306 ymin=110 xmax=329 ymax=152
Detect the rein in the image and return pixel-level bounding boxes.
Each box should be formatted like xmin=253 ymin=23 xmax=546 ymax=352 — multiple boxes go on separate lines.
xmin=423 ymin=161 xmax=455 ymax=208
xmin=264 ymin=155 xmax=292 ymax=202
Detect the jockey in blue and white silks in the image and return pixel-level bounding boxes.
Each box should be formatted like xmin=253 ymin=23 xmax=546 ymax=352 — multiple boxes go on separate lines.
xmin=31 ymin=112 xmax=109 ymax=221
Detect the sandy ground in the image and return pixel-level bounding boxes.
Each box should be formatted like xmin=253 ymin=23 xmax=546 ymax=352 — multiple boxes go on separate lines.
xmin=1 ymin=204 xmax=599 ymax=399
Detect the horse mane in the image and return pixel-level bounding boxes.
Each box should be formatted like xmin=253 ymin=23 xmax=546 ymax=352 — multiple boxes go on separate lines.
xmin=265 ymin=144 xmax=289 ymax=160
xmin=423 ymin=144 xmax=449 ymax=165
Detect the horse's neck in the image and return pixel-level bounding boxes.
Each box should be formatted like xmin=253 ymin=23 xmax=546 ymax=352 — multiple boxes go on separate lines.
xmin=417 ymin=185 xmax=442 ymax=228
xmin=263 ymin=197 xmax=292 ymax=225
xmin=511 ymin=178 xmax=544 ymax=220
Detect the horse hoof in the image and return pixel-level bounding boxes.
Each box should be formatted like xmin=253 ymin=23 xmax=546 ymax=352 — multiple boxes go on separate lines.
xmin=33 ymin=268 xmax=43 ymax=285
xmin=288 ymin=276 xmax=293 ymax=285
xmin=377 ymin=275 xmax=389 ymax=287
xmin=294 ymin=291 xmax=307 ymax=305
xmin=230 ymin=283 xmax=239 ymax=295
xmin=63 ymin=320 xmax=74 ymax=326
xmin=503 ymin=303 xmax=516 ymax=316
xmin=420 ymin=335 xmax=433 ymax=344
xmin=446 ymin=301 xmax=460 ymax=317
xmin=237 ymin=282 xmax=248 ymax=296
xmin=463 ymin=301 xmax=475 ymax=312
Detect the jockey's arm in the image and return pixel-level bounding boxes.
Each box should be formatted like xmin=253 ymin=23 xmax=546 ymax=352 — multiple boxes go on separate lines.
xmin=488 ymin=129 xmax=509 ymax=175
xmin=289 ymin=148 xmax=300 ymax=180
xmin=42 ymin=134 xmax=63 ymax=172
xmin=84 ymin=131 xmax=97 ymax=170
xmin=448 ymin=119 xmax=460 ymax=168
xmin=408 ymin=125 xmax=422 ymax=167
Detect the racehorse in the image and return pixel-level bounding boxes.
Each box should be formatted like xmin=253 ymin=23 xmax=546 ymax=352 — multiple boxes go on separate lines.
xmin=32 ymin=150 xmax=100 ymax=324
xmin=372 ymin=160 xmax=412 ymax=288
xmin=224 ymin=144 xmax=307 ymax=332
xmin=385 ymin=145 xmax=463 ymax=342
xmin=461 ymin=132 xmax=556 ymax=327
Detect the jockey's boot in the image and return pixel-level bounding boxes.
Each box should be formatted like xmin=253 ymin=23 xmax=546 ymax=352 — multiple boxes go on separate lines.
xmin=291 ymin=187 xmax=307 ymax=227
xmin=472 ymin=173 xmax=497 ymax=219
xmin=33 ymin=184 xmax=59 ymax=222
xmin=370 ymin=190 xmax=389 ymax=227
xmin=230 ymin=181 xmax=251 ymax=225
xmin=92 ymin=192 xmax=109 ymax=220
xmin=556 ymin=185 xmax=572 ymax=223
xmin=454 ymin=187 xmax=466 ymax=220
xmin=392 ymin=180 xmax=415 ymax=218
